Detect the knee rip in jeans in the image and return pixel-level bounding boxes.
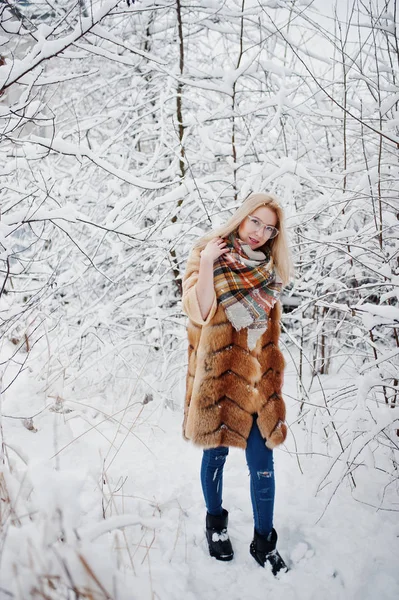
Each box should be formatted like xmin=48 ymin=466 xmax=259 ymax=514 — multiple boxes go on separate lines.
xmin=256 ymin=470 xmax=273 ymax=479
xmin=257 ymin=471 xmax=273 ymax=502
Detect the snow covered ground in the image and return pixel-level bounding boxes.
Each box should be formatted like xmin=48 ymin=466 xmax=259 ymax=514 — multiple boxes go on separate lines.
xmin=1 ymin=346 xmax=398 ymax=600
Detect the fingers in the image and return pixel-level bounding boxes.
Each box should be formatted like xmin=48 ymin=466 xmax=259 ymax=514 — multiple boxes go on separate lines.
xmin=214 ymin=237 xmax=227 ymax=247
xmin=206 ymin=238 xmax=225 ymax=250
xmin=217 ymin=238 xmax=229 ymax=251
xmin=201 ymin=237 xmax=230 ymax=263
xmin=215 ymin=238 xmax=229 ymax=254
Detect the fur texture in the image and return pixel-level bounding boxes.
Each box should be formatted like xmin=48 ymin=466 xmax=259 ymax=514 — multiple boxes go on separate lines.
xmin=182 ymin=247 xmax=287 ymax=450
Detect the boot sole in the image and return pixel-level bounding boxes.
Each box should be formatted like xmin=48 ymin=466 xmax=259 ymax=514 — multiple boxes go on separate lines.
xmin=209 ymin=548 xmax=234 ymax=561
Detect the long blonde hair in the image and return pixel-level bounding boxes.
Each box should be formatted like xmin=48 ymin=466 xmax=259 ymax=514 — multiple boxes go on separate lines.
xmin=194 ymin=192 xmax=293 ymax=286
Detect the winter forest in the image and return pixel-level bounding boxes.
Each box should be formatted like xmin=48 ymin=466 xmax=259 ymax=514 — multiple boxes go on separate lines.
xmin=0 ymin=0 xmax=398 ymax=598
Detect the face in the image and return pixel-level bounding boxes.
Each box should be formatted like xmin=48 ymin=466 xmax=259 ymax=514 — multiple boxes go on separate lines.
xmin=238 ymin=205 xmax=278 ymax=250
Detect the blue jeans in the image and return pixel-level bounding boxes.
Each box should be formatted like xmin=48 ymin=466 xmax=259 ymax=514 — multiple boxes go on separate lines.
xmin=200 ymin=417 xmax=275 ymax=536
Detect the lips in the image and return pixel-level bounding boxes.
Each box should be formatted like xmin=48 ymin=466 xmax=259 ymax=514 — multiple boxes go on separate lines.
xmin=248 ymin=237 xmax=259 ymax=245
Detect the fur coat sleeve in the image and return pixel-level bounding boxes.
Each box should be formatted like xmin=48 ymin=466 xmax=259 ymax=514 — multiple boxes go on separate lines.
xmin=182 ymin=247 xmax=218 ymax=326
xmin=181 ymin=247 xmax=217 ymax=438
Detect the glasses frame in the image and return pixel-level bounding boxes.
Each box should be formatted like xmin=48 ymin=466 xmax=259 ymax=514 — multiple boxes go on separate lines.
xmin=246 ymin=215 xmax=279 ymax=239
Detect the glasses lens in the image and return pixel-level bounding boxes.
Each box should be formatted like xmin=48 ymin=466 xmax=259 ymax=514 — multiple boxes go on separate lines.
xmin=268 ymin=227 xmax=279 ymax=239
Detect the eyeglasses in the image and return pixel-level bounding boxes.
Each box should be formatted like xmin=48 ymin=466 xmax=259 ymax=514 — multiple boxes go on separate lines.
xmin=246 ymin=215 xmax=279 ymax=239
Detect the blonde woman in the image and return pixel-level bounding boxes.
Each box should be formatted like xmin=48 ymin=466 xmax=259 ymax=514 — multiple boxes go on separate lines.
xmin=182 ymin=193 xmax=293 ymax=575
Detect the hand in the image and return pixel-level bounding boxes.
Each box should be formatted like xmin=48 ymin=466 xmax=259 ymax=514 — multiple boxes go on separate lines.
xmin=200 ymin=237 xmax=230 ymax=264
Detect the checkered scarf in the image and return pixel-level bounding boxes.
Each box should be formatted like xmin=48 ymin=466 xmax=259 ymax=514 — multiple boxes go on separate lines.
xmin=213 ymin=233 xmax=282 ymax=347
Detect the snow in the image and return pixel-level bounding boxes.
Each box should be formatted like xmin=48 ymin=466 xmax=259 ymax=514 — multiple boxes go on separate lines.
xmin=28 ymin=135 xmax=171 ymax=189
xmin=1 ymin=205 xmax=79 ymax=226
xmin=0 ymin=1 xmax=121 ymax=89
xmin=357 ymin=303 xmax=399 ymax=326
xmin=358 ymin=348 xmax=399 ymax=372
xmin=1 ymin=353 xmax=398 ymax=599
xmin=211 ymin=530 xmax=229 ymax=543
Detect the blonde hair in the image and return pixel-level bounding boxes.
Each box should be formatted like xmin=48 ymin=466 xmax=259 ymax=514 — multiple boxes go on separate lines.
xmin=194 ymin=192 xmax=293 ymax=286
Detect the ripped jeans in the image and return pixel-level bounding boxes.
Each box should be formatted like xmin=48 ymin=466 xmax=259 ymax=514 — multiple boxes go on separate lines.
xmin=200 ymin=417 xmax=275 ymax=536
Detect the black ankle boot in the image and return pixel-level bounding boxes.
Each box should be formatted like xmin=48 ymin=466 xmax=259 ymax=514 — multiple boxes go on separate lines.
xmin=205 ymin=509 xmax=234 ymax=561
xmin=250 ymin=528 xmax=288 ymax=575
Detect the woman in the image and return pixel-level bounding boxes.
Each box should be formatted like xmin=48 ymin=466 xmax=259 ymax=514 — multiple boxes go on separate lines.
xmin=182 ymin=192 xmax=293 ymax=575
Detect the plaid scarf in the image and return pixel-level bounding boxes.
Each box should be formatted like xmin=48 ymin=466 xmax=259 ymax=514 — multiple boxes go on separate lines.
xmin=213 ymin=233 xmax=282 ymax=348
